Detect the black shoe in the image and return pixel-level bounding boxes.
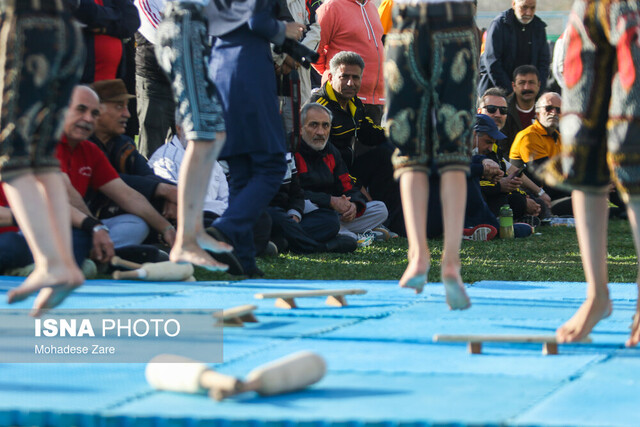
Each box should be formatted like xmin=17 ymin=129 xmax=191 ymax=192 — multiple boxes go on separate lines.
xmin=324 ymin=235 xmax=357 ymax=253
xmin=245 ymin=266 xmax=265 ymax=278
xmin=204 ymin=227 xmax=244 ymax=276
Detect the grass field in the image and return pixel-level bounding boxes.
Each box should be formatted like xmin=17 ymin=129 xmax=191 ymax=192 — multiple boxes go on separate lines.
xmin=195 ymin=218 xmax=638 ymax=284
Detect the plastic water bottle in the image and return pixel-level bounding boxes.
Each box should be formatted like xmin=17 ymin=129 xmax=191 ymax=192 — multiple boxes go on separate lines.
xmin=499 ymin=205 xmax=514 ymax=239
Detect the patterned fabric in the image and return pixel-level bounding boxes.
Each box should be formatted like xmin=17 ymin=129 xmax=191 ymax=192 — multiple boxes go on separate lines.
xmin=0 ymin=5 xmax=84 ymax=180
xmin=384 ymin=1 xmax=477 ymax=177
xmin=542 ymin=0 xmax=640 ymax=199
xmin=155 ymin=1 xmax=225 ymax=142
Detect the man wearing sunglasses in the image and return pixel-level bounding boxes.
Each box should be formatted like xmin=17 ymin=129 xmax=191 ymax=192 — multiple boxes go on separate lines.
xmin=478 ymin=88 xmax=509 ymax=132
xmin=509 ymin=92 xmax=573 ymax=213
xmin=509 ymin=92 xmax=562 ymax=169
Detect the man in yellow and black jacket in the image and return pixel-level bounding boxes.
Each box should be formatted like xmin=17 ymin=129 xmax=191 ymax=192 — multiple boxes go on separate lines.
xmin=308 ymin=51 xmax=404 ymax=235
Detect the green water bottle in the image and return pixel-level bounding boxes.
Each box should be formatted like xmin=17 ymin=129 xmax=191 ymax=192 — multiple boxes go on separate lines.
xmin=499 ymin=204 xmax=514 ymax=239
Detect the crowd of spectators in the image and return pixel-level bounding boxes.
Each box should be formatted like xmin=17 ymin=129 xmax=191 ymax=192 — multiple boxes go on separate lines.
xmin=0 ymin=0 xmax=628 ymax=276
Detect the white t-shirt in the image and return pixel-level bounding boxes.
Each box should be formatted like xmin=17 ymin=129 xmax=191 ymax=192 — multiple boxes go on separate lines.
xmin=134 ymin=0 xmax=256 ymax=42
xmin=148 ymin=135 xmax=229 ymax=216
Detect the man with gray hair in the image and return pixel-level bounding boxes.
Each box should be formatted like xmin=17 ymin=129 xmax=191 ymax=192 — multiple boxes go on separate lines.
xmin=294 ymin=103 xmax=388 ymax=246
xmin=477 ymin=0 xmax=550 ymax=97
xmin=309 ymin=51 xmax=404 ymax=236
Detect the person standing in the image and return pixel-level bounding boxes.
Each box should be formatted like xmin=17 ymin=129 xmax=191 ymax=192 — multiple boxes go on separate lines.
xmin=477 ymin=0 xmax=549 ymax=97
xmin=208 ymin=0 xmax=304 ymax=277
xmin=384 ymin=0 xmax=477 ymax=310
xmin=154 ymin=0 xmax=237 ymax=271
xmin=541 ymin=0 xmax=640 ymax=347
xmin=1 ymin=0 xmax=85 ymax=314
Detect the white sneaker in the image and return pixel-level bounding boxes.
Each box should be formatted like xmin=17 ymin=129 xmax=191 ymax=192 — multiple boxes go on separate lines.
xmin=356 ymin=232 xmax=374 ymax=248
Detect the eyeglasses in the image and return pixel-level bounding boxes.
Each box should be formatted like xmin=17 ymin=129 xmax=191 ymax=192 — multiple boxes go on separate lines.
xmin=484 ymin=105 xmax=507 ymax=115
xmin=541 ymin=105 xmax=561 ymax=114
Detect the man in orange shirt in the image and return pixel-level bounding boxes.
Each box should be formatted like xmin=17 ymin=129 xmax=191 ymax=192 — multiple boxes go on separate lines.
xmin=509 ymin=92 xmax=562 ymax=168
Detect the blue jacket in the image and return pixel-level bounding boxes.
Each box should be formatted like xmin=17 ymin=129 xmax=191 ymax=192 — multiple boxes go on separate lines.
xmin=477 ymin=8 xmax=549 ymax=97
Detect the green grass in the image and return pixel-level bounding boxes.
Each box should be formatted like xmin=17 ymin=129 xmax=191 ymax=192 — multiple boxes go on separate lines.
xmin=194 ymin=219 xmax=638 ymax=284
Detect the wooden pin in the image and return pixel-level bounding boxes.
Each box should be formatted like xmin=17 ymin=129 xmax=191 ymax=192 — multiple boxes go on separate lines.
xmin=254 ymin=289 xmax=367 ymax=309
xmin=213 ymin=305 xmax=259 ymax=327
xmin=433 ymin=334 xmax=592 ymax=355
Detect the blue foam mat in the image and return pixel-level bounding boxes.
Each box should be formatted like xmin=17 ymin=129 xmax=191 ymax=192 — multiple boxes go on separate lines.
xmin=0 ymin=276 xmax=639 ymax=426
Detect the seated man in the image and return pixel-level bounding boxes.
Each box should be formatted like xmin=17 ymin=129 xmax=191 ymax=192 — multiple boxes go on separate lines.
xmin=428 ymin=115 xmax=533 ymax=240
xmin=309 ymin=51 xmax=403 ymax=236
xmin=0 ymin=188 xmax=93 ymax=275
xmin=509 ymin=92 xmax=563 ymax=168
xmin=478 ymin=87 xmax=552 ymax=215
xmin=268 ymin=106 xmax=358 ymax=254
xmin=89 ymin=79 xmax=178 ymax=220
xmin=509 ymin=91 xmax=572 ymax=213
xmin=294 ymin=104 xmax=388 ymax=244
xmin=474 ymin=114 xmax=541 ymax=221
xmin=59 ymin=85 xmax=176 ymax=249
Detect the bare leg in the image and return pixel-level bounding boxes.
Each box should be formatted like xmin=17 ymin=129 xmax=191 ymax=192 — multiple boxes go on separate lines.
xmin=625 ymin=199 xmax=640 ymax=347
xmin=398 ymin=171 xmax=430 ymax=293
xmin=556 ymin=190 xmax=612 ymax=343
xmin=440 ymin=170 xmax=470 ymax=310
xmin=170 ymin=133 xmax=233 ymax=271
xmin=3 ymin=172 xmax=83 ymax=315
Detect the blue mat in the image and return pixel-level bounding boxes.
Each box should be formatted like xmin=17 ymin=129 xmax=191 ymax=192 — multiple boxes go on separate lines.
xmin=0 ymin=276 xmax=639 ymax=426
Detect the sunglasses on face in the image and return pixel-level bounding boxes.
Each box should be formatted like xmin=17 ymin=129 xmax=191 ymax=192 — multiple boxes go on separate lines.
xmin=484 ymin=105 xmax=507 ymax=115
xmin=541 ymin=105 xmax=561 ymax=114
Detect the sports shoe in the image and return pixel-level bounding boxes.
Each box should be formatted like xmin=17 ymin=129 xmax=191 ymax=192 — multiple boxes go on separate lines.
xmin=356 ymin=232 xmax=375 ymax=248
xmin=324 ymin=235 xmax=357 ymax=253
xmin=463 ymin=224 xmax=498 ymax=241
xmin=514 ymin=223 xmax=534 ymax=238
xmin=81 ymin=259 xmax=98 ymax=279
xmin=261 ymin=241 xmax=278 ymax=257
xmin=372 ymin=225 xmax=399 ymax=241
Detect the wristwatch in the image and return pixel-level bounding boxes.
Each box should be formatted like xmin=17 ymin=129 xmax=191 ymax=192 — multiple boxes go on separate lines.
xmin=93 ymin=224 xmax=110 ymax=234
xmin=537 ymin=188 xmax=546 ymax=196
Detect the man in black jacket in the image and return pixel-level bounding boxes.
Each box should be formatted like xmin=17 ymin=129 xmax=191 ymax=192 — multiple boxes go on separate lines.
xmin=477 ymin=0 xmax=549 ymax=97
xmin=309 ymin=51 xmax=403 ymax=236
xmin=294 ymin=103 xmax=387 ymax=244
xmin=89 ymin=79 xmax=178 ymax=220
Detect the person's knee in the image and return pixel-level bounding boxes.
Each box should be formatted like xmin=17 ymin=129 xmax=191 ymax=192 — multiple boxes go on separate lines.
xmin=103 ymin=214 xmax=150 ymax=248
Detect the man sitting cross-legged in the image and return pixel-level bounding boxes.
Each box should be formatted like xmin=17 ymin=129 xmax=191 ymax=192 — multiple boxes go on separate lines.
xmin=294 ymin=103 xmax=388 ymax=245
xmin=88 ymin=79 xmax=178 ymax=221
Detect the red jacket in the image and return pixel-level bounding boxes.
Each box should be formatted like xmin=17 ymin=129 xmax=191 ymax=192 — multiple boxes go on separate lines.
xmin=313 ymin=0 xmax=385 ymax=106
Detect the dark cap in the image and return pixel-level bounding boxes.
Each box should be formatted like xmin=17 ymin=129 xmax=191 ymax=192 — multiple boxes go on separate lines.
xmin=474 ymin=114 xmax=506 ymax=140
xmin=90 ymin=79 xmax=135 ymax=103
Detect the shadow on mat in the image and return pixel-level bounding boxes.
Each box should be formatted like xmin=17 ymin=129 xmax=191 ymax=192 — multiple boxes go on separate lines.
xmin=232 ymin=387 xmax=406 ymax=405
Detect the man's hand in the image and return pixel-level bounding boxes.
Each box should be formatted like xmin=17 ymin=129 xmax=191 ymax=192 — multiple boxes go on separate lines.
xmin=499 ymin=176 xmax=523 ymax=193
xmin=155 ymin=183 xmax=178 ymax=204
xmin=481 ymin=159 xmax=503 ymax=183
xmin=161 ymin=225 xmax=176 ymax=247
xmin=162 ymin=200 xmax=177 ymax=220
xmin=539 ymin=192 xmax=551 ymax=208
xmin=330 ymin=195 xmax=352 ymax=213
xmin=341 ymin=202 xmax=357 ymax=222
xmin=281 ymin=55 xmax=299 ymax=75
xmin=284 ymin=21 xmax=305 ymax=40
xmin=90 ymin=229 xmax=115 ymax=264
xmin=526 ymin=197 xmax=542 ymax=216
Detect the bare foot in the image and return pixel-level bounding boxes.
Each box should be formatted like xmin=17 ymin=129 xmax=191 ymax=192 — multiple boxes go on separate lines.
xmin=399 ymin=251 xmax=429 ymax=294
xmin=170 ymin=244 xmax=228 ymax=272
xmin=7 ymin=265 xmax=84 ymax=316
xmin=441 ymin=263 xmax=470 ymax=310
xmin=197 ymin=232 xmax=233 ymax=254
xmin=556 ymin=295 xmax=612 ymax=343
xmin=626 ymin=294 xmax=640 ymax=347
